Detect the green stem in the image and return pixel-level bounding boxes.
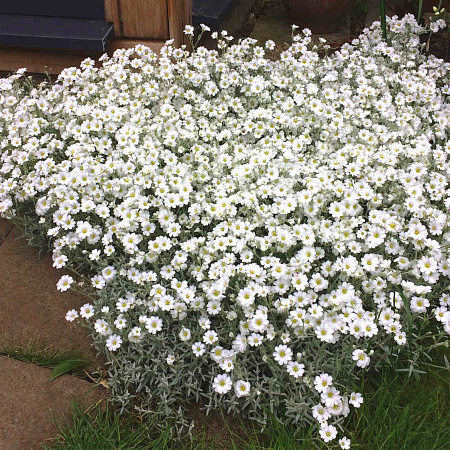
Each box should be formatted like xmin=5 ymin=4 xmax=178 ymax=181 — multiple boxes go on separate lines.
xmin=417 ymin=0 xmax=424 ymax=23
xmin=380 ymin=0 xmax=387 ymax=40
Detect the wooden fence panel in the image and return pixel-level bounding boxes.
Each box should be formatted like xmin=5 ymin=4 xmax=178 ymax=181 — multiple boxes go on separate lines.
xmin=119 ymin=0 xmax=169 ymax=39
xmin=167 ymin=0 xmax=192 ymax=48
xmin=104 ymin=0 xmax=122 ymax=37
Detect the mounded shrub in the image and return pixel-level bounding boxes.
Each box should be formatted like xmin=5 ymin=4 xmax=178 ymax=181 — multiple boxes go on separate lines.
xmin=1 ymin=14 xmax=449 ymax=446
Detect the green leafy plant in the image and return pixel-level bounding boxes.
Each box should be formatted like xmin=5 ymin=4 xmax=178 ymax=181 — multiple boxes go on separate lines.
xmin=50 ymin=359 xmax=91 ymax=381
xmin=1 ymin=15 xmax=449 ymax=447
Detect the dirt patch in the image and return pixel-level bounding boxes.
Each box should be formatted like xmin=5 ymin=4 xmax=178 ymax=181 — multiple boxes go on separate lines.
xmin=250 ymin=3 xmax=351 ymax=58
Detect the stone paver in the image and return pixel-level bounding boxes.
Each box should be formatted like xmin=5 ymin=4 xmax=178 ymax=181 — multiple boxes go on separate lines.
xmin=0 ymin=217 xmax=14 ymax=246
xmin=0 ymin=356 xmax=104 ymax=450
xmin=0 ymin=224 xmax=99 ymax=362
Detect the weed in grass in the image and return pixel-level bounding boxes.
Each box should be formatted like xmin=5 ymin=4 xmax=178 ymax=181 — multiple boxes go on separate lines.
xmin=42 ymin=356 xmax=449 ymax=450
xmin=0 ymin=335 xmax=91 ymax=375
xmin=343 ymin=356 xmax=450 ymax=450
xmin=240 ymin=352 xmax=450 ymax=450
xmin=42 ymin=403 xmax=155 ymax=450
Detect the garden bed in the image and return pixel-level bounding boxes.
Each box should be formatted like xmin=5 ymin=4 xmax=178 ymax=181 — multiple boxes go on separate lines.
xmin=0 ymin=14 xmax=449 ymax=447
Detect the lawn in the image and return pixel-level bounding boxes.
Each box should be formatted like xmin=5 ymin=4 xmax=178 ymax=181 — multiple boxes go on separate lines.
xmin=43 ymin=347 xmax=449 ymax=449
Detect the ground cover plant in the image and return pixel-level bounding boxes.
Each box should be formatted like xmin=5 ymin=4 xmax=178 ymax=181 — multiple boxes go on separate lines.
xmin=44 ymin=352 xmax=449 ymax=449
xmin=0 ymin=14 xmax=449 ymax=447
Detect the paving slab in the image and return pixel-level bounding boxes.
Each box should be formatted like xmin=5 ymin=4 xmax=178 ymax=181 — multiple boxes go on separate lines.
xmin=0 ymin=356 xmax=104 ymax=450
xmin=0 ymin=226 xmax=99 ymax=362
xmin=0 ymin=217 xmax=14 ymax=246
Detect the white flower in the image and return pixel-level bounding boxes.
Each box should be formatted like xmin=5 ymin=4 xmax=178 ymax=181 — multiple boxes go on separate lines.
xmin=315 ymin=323 xmax=335 ymax=343
xmin=319 ymin=424 xmax=337 ymax=443
xmin=94 ymin=319 xmax=112 ymax=336
xmin=312 ymin=403 xmax=331 ymax=423
xmin=53 ymin=254 xmax=68 ymax=268
xmin=80 ymin=303 xmax=94 ymax=319
xmin=211 ymin=346 xmax=224 ymax=363
xmin=114 ymin=315 xmax=127 ymax=330
xmin=352 ymin=349 xmax=370 ymax=368
xmin=410 ymin=296 xmax=430 ymax=313
xmin=349 ymin=391 xmax=363 ymax=408
xmin=394 ymin=331 xmax=407 ymax=345
xmin=203 ymin=330 xmax=218 ymax=344
xmin=339 ymin=437 xmax=351 ymax=449
xmin=106 ymin=334 xmax=122 ymax=351
xmin=213 ymin=374 xmax=232 ymax=394
xmin=314 ymin=373 xmax=333 ymax=393
xmin=430 ymin=21 xmax=441 ymax=32
xmin=322 ymin=386 xmax=341 ymax=407
xmin=57 ymin=275 xmax=74 ymax=292
xmin=179 ymin=327 xmax=192 ymax=341
xmin=101 ymin=266 xmax=117 ymax=280
xmin=249 ymin=312 xmax=269 ymax=332
xmin=116 ymin=298 xmax=131 ymax=313
xmin=286 ymin=361 xmax=305 ymax=378
xmin=183 ymin=25 xmax=195 ymax=36
xmin=265 ymin=39 xmax=275 ymax=50
xmin=273 ymin=345 xmax=293 ymax=365
xmin=192 ymin=342 xmax=206 ymax=356
xmin=128 ymin=326 xmax=142 ymax=343
xmin=234 ymin=380 xmax=251 ymax=397
xmin=145 ymin=316 xmax=163 ymax=334
xmin=91 ymin=275 xmax=106 ymax=290
xmin=65 ymin=309 xmax=78 ymax=322
xmin=220 ymin=358 xmax=234 ymax=372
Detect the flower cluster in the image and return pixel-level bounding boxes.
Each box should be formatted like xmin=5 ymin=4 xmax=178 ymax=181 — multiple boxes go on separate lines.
xmin=0 ymin=14 xmax=449 ymax=445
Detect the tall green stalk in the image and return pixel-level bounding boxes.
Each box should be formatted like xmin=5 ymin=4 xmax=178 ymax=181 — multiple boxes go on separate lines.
xmin=380 ymin=0 xmax=387 ymax=40
xmin=417 ymin=0 xmax=424 ymax=23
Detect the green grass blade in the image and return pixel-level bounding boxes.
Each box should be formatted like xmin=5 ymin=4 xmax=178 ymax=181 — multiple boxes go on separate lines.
xmin=50 ymin=359 xmax=90 ymax=381
xmin=417 ymin=0 xmax=424 ymax=22
xmin=380 ymin=0 xmax=387 ymax=40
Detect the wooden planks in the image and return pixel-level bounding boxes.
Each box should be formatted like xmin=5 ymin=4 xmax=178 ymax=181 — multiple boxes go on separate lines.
xmin=119 ymin=0 xmax=169 ymax=39
xmin=0 ymin=0 xmax=193 ymax=74
xmin=108 ymin=38 xmax=165 ymax=54
xmin=104 ymin=0 xmax=123 ymax=37
xmin=0 ymin=48 xmax=101 ymax=74
xmin=168 ymin=0 xmax=192 ymax=48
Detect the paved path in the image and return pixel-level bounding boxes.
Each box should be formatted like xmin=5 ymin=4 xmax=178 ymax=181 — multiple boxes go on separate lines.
xmin=0 ymin=356 xmax=104 ymax=450
xmin=0 ymin=218 xmax=104 ymax=449
xmin=0 ymin=219 xmax=98 ymax=359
